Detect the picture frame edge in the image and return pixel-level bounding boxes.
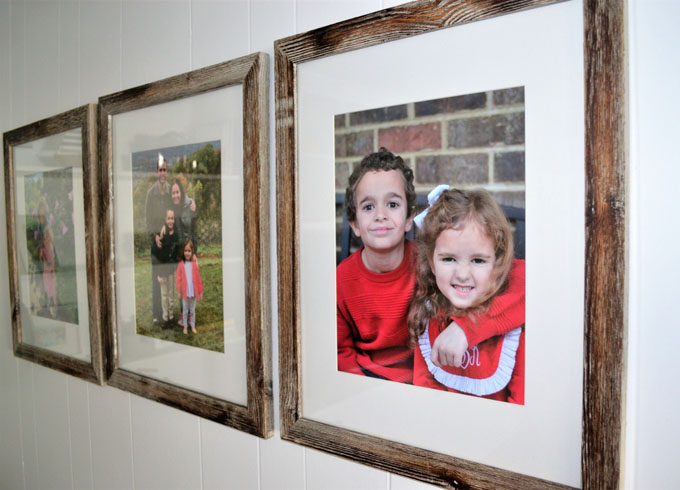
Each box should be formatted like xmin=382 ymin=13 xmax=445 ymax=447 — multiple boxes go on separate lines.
xmin=99 ymin=52 xmax=274 ymax=438
xmin=274 ymin=0 xmax=626 ymax=487
xmin=2 ymin=103 xmax=106 ymax=385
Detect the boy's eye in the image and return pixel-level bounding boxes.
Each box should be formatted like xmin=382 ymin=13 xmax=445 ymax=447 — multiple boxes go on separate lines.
xmin=387 ymin=201 xmax=399 ymax=209
xmin=362 ymin=203 xmax=374 ymax=211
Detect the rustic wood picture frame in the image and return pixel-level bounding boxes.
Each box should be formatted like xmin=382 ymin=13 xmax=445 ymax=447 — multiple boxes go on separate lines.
xmin=275 ymin=0 xmax=625 ymax=487
xmin=99 ymin=53 xmax=273 ymax=437
xmin=3 ymin=104 xmax=105 ymax=385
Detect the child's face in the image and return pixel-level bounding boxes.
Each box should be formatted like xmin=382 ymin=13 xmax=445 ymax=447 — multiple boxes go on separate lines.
xmin=184 ymin=244 xmax=192 ymax=261
xmin=165 ymin=210 xmax=175 ymax=229
xmin=430 ymin=219 xmax=495 ymax=310
xmin=349 ymin=170 xmax=412 ymax=255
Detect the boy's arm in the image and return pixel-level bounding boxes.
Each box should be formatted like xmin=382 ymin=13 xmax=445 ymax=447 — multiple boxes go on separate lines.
xmin=151 ymin=238 xmax=161 ymax=257
xmin=429 ymin=322 xmax=468 ymax=368
xmin=432 ymin=260 xmax=525 ymax=366
xmin=337 ymin=306 xmax=364 ymax=375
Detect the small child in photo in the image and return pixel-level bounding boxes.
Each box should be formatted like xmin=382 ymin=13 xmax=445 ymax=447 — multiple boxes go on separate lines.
xmin=408 ymin=187 xmax=525 ymax=404
xmin=152 ymin=208 xmax=180 ymax=325
xmin=34 ymin=197 xmax=58 ymax=317
xmin=336 ymin=147 xmax=418 ymax=382
xmin=176 ymin=238 xmax=203 ymax=335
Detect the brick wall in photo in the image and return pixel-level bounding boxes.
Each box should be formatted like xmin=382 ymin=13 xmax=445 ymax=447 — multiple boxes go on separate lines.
xmin=335 ymin=86 xmax=525 ymax=258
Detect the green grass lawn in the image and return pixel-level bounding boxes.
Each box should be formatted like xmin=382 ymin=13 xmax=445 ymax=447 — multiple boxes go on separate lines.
xmin=134 ymin=252 xmax=225 ymax=353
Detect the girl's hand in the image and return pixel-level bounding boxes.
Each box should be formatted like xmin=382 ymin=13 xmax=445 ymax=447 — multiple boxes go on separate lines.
xmin=197 ymin=293 xmax=203 ymax=301
xmin=160 ymin=225 xmax=166 ymax=238
xmin=431 ymin=322 xmax=468 ymax=367
xmin=157 ymin=276 xmax=164 ymax=284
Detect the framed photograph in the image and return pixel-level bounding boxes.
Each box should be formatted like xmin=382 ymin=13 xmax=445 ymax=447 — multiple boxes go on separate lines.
xmin=275 ymin=0 xmax=625 ymax=488
xmin=334 ymin=88 xmax=527 ymax=398
xmin=3 ymin=104 xmax=105 ymax=384
xmin=100 ymin=53 xmax=273 ymax=437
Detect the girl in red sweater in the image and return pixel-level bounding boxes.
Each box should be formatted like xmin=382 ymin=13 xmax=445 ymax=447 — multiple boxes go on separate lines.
xmin=408 ymin=187 xmax=525 ymax=404
xmin=176 ymin=238 xmax=203 ymax=335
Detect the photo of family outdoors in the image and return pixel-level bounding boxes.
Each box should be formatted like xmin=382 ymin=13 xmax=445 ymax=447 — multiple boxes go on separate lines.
xmin=131 ymin=140 xmax=225 ymax=353
xmin=335 ymin=87 xmax=526 ymax=405
xmin=23 ymin=168 xmax=79 ymax=326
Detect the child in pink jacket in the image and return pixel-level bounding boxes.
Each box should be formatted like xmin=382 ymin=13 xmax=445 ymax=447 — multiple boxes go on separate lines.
xmin=176 ymin=238 xmax=203 ymax=334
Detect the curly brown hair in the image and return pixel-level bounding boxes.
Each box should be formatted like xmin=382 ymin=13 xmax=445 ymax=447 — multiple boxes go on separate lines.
xmin=344 ymin=147 xmax=416 ymax=223
xmin=407 ymin=188 xmax=514 ymax=343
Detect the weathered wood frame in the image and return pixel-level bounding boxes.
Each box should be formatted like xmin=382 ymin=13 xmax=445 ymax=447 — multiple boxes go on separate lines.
xmin=99 ymin=53 xmax=273 ymax=438
xmin=275 ymin=0 xmax=625 ymax=488
xmin=3 ymin=104 xmax=105 ymax=385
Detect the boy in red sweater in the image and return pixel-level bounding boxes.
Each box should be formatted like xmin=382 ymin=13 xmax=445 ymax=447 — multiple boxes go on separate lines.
xmin=336 ymin=147 xmax=417 ymax=382
xmin=337 ymin=149 xmax=525 ymax=385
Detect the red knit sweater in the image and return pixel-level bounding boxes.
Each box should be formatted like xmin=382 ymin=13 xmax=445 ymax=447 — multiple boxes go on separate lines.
xmin=414 ymin=260 xmax=525 ymax=404
xmin=337 ymin=242 xmax=416 ymax=382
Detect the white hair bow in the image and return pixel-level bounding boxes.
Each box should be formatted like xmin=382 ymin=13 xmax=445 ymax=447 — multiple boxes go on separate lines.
xmin=413 ymin=184 xmax=450 ymax=228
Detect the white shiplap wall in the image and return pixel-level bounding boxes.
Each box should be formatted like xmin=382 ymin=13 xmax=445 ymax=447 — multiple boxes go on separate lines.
xmin=1 ymin=0 xmax=680 ymax=488
xmin=0 ymin=1 xmax=434 ymax=489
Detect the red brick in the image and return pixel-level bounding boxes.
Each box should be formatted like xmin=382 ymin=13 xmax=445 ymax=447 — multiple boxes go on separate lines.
xmin=494 ymin=151 xmax=525 ymax=182
xmin=415 ymin=92 xmax=486 ymax=116
xmin=335 ymin=114 xmax=346 ymax=129
xmin=447 ymin=113 xmax=524 ymax=148
xmin=349 ymin=104 xmax=408 ymax=125
xmin=493 ymin=87 xmax=524 ymax=106
xmin=491 ymin=191 xmax=525 ymax=208
xmin=378 ymin=123 xmax=441 ymax=153
xmin=335 ymin=161 xmax=350 ymax=189
xmin=335 ymin=131 xmax=374 ymax=158
xmin=416 ymin=154 xmax=488 ymax=185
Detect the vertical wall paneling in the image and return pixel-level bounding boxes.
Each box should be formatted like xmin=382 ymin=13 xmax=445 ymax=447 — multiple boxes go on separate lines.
xmin=294 ymin=0 xmax=382 ymax=33
xmin=0 ymin=4 xmax=23 ymax=488
xmin=16 ymin=360 xmax=39 ymax=490
xmin=191 ymin=0 xmax=250 ymax=70
xmin=130 ymin=396 xmax=202 ymax=490
xmin=120 ymin=1 xmax=192 ymax=89
xmin=23 ymin=1 xmax=60 ymax=123
xmin=58 ymin=0 xmax=80 ymax=111
xmin=628 ymin=0 xmax=680 ymax=488
xmin=305 ymin=448 xmax=389 ymax=490
xmin=33 ymin=366 xmax=73 ymax=490
xmin=199 ymin=419 xmax=260 ymax=489
xmin=0 ymin=0 xmax=11 ymax=130
xmin=79 ymin=1 xmax=122 ymax=103
xmin=88 ymin=385 xmax=134 ymax=489
xmin=9 ymin=0 xmax=25 ymax=126
xmin=259 ymin=438 xmax=305 ymax=490
xmin=67 ymin=378 xmax=94 ymax=490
